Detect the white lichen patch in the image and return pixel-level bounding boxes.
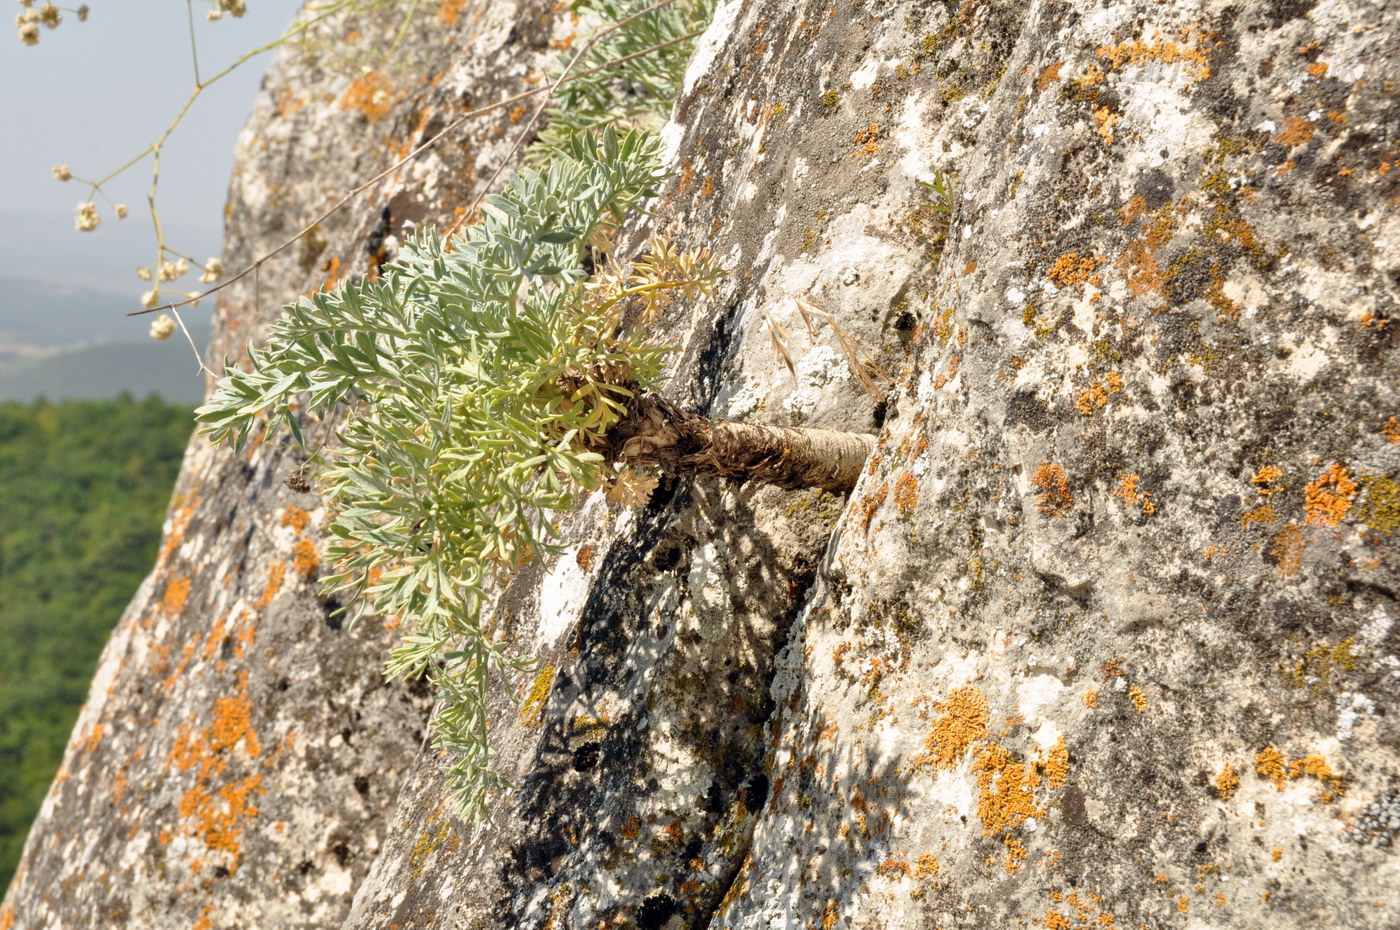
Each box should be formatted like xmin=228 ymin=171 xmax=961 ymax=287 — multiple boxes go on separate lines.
xmin=783 ymin=345 xmax=851 ymax=416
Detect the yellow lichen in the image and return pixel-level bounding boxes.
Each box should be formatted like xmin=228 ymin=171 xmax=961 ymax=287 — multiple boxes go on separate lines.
xmin=1356 ymin=473 xmax=1399 ymax=536
xmin=517 ymin=664 xmax=556 ymax=728
xmin=1129 ymin=686 xmax=1147 ymax=713
xmin=1281 ymin=638 xmax=1358 ymax=690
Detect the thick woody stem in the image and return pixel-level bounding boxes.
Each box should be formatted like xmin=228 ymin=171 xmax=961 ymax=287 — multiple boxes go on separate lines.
xmin=606 ymin=389 xmax=875 ymax=494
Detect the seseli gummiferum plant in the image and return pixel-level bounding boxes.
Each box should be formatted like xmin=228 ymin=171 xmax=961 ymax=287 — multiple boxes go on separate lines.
xmin=199 ymin=128 xmax=728 ymax=815
xmin=199 ymin=0 xmax=873 ymax=818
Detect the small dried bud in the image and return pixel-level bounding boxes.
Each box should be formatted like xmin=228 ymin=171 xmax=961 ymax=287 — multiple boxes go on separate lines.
xmin=187 ymin=291 xmax=202 ymax=307
xmin=51 ymin=164 xmax=70 ymax=182
xmin=199 ymin=257 xmax=224 ymax=284
xmin=136 ymin=266 xmax=152 ymax=281
xmin=285 ymin=470 xmax=312 ymax=494
xmin=74 ymin=201 xmax=99 ymax=232
xmin=37 ymin=2 xmax=57 ymax=27
xmin=114 ymin=203 xmax=128 ymax=220
xmin=17 ymin=19 xmax=39 ymax=44
xmin=218 ymin=0 xmax=246 ymax=17
xmin=140 ymin=290 xmax=159 ymax=309
xmin=76 ymin=4 xmax=87 ymax=21
xmin=149 ymin=314 xmax=176 ymax=341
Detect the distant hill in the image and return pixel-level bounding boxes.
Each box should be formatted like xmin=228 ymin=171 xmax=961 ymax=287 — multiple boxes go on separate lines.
xmin=0 ymin=340 xmax=208 ymax=403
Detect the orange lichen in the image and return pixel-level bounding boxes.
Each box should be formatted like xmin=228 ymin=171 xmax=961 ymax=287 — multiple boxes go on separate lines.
xmin=1083 ymin=689 xmax=1097 ymax=708
xmin=1095 ymin=35 xmax=1212 ymax=82
xmin=822 ymin=900 xmax=839 ymax=930
xmin=858 ymin=482 xmax=889 ymax=534
xmin=341 ymin=71 xmax=394 ymax=122
xmin=1304 ymin=463 xmax=1358 ymax=527
xmin=1270 ymin=846 xmax=1283 ymax=861
xmin=1037 ymin=61 xmax=1062 ymax=92
xmin=178 ymin=774 xmax=265 ymax=872
xmin=1094 ymin=106 xmax=1120 ymax=145
xmin=974 ymin=742 xmax=1044 ymax=836
xmin=914 ymin=685 xmax=989 ymax=771
xmin=1042 ymin=736 xmax=1070 ymax=788
xmin=1116 ymin=237 xmax=1166 ymax=298
xmin=1269 ymin=524 xmax=1307 ymax=576
xmin=1276 ymin=117 xmax=1315 ymax=147
xmin=256 ymin=561 xmax=287 ymax=608
xmin=292 ymin=539 xmax=319 ymax=578
xmin=1216 ymin=763 xmax=1239 ymax=800
xmin=893 ymin=472 xmax=920 ymax=518
xmin=280 ymin=506 xmax=311 ymax=533
xmin=210 ymin=697 xmax=262 ymax=758
xmin=1289 ymin=753 xmax=1344 ymax=800
xmin=1240 ymin=504 xmax=1277 ymax=529
xmin=276 ymin=90 xmax=306 ymax=118
xmin=1113 ymin=473 xmax=1155 ymax=515
xmin=1382 ymin=416 xmax=1400 ymax=445
xmin=1076 ymin=383 xmax=1109 ymax=415
xmin=1003 ymin=835 xmax=1028 ymax=872
xmin=852 ymin=123 xmax=881 ymax=158
xmin=1032 ymin=464 xmax=1073 ymax=518
xmin=163 ymin=576 xmax=192 ymax=614
xmin=1046 ymin=252 xmax=1105 ymax=290
xmin=437 ymin=0 xmax=467 ymax=26
xmin=1254 ymin=746 xmax=1287 ymax=788
xmin=1252 ymin=465 xmax=1284 ymax=495
xmin=914 ymin=853 xmax=939 ymax=877
xmin=1129 ymin=686 xmax=1147 ymax=713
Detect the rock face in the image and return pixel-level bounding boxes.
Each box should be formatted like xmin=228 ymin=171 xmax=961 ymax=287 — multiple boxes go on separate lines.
xmin=5 ymin=0 xmax=1399 ymax=927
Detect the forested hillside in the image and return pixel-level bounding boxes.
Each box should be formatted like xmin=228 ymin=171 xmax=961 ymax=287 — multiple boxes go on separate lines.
xmin=0 ymin=396 xmax=191 ymax=889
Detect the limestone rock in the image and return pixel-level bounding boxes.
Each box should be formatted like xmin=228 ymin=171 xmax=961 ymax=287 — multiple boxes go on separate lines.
xmin=4 ymin=0 xmax=1397 ymax=927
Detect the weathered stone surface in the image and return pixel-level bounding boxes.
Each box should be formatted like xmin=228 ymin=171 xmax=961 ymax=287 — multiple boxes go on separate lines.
xmin=6 ymin=0 xmax=1398 ymax=927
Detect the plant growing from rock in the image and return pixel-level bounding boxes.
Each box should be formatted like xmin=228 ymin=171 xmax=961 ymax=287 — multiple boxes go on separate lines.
xmin=198 ymin=126 xmax=873 ymax=816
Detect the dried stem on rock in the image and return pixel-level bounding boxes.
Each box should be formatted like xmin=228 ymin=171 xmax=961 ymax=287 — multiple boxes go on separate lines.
xmin=605 ymin=389 xmax=874 ymax=494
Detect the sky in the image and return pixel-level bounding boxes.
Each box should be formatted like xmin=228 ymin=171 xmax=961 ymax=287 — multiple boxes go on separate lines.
xmin=0 ymin=1 xmax=302 ymax=301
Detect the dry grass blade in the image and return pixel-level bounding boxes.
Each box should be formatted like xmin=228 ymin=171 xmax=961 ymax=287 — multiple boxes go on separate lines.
xmin=766 ymin=312 xmax=797 ymax=378
xmin=793 ymin=297 xmax=888 ymax=403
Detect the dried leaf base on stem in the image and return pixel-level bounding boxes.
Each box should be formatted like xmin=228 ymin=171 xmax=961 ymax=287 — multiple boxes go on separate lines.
xmin=607 ymin=390 xmax=874 ymax=494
